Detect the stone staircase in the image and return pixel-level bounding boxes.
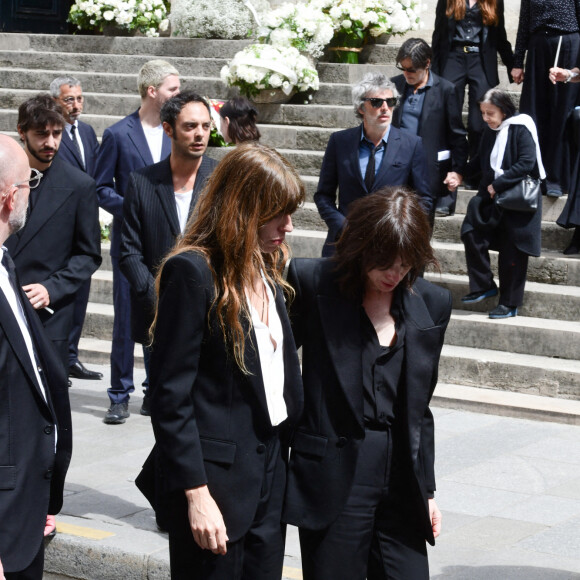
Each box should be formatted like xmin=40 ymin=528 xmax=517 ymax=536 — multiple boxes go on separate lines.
xmin=1 ymin=32 xmax=579 ymax=421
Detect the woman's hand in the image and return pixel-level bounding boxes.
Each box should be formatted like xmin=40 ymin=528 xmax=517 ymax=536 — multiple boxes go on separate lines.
xmin=487 ymin=184 xmax=496 ymax=199
xmin=429 ymin=498 xmax=442 ymax=538
xmin=511 ymin=68 xmax=524 ymax=84
xmin=185 ymin=485 xmax=229 ymax=555
xmin=444 ymin=171 xmax=462 ymax=191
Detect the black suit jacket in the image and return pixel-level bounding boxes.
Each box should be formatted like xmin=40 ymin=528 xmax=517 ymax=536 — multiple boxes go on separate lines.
xmin=431 ymin=0 xmax=513 ymax=86
xmin=5 ymin=156 xmax=102 ymax=341
xmin=0 ymin=254 xmax=72 ymax=572
xmin=392 ymin=72 xmax=468 ymax=198
xmin=57 ymin=120 xmax=100 ymax=178
xmin=137 ymin=251 xmax=303 ymax=542
xmin=283 ymin=259 xmax=451 ymax=545
xmin=95 ymin=109 xmax=172 ymax=257
xmin=314 ymin=124 xmax=432 ymax=256
xmin=119 ymin=155 xmax=218 ymax=344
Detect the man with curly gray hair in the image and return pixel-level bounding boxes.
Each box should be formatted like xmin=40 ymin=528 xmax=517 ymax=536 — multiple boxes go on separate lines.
xmin=314 ymin=72 xmax=432 ymax=256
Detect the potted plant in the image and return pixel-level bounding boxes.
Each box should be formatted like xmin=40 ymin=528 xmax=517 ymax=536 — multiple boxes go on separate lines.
xmin=68 ymin=0 xmax=170 ymax=37
xmin=221 ymin=43 xmax=319 ymax=104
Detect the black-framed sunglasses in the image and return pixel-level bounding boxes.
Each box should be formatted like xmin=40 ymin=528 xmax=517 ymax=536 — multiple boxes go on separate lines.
xmin=396 ymin=64 xmax=419 ymax=73
xmin=12 ymin=168 xmax=43 ymax=191
xmin=363 ymin=97 xmax=399 ymax=109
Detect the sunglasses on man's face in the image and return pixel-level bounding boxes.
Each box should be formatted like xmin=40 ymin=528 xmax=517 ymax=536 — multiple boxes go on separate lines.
xmin=363 ymin=97 xmax=399 ymax=109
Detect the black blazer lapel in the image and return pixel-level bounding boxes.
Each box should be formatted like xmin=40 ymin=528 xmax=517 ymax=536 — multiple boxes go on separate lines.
xmin=349 ymin=125 xmax=367 ymax=193
xmin=189 ymin=156 xmax=214 ymax=218
xmin=317 ymin=292 xmax=364 ymax=429
xmin=60 ymin=131 xmax=83 ymax=169
xmin=0 ymin=291 xmax=52 ymax=410
xmin=401 ymin=290 xmax=444 ymax=463
xmin=419 ymin=76 xmax=437 ymax=136
xmin=375 ymin=127 xmax=400 ymax=185
xmin=153 ymin=157 xmax=181 ymax=237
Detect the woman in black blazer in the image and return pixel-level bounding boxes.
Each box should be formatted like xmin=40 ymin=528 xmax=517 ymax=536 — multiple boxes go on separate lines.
xmin=284 ymin=188 xmax=452 ymax=580
xmin=137 ymin=143 xmax=304 ymax=580
xmin=432 ymin=0 xmax=513 ymax=162
xmin=461 ymin=89 xmax=545 ymax=319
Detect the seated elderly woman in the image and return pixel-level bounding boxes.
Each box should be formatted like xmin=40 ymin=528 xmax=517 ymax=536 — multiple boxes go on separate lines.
xmin=391 ymin=37 xmax=468 ymax=218
xmin=218 ymin=97 xmax=261 ymax=144
xmin=284 ymin=186 xmax=452 ymax=580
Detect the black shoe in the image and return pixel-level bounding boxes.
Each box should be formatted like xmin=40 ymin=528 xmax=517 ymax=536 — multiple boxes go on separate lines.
xmin=68 ymin=380 xmax=72 ymax=388
xmin=461 ymin=287 xmax=498 ymax=304
xmin=435 ymin=207 xmax=453 ymax=217
xmin=563 ymin=244 xmax=580 ymax=255
xmin=489 ymin=304 xmax=517 ymax=319
xmin=69 ymin=361 xmax=103 ymax=380
xmin=140 ymin=395 xmax=151 ymax=416
xmin=103 ymin=402 xmax=130 ymax=425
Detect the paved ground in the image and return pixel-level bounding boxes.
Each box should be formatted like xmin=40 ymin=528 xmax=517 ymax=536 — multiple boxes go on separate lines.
xmin=44 ymin=365 xmax=580 ymax=579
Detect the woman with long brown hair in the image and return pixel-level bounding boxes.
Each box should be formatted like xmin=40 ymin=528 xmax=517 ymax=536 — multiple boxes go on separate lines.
xmin=432 ymin=0 xmax=513 ymax=191
xmin=137 ymin=142 xmax=305 ymax=580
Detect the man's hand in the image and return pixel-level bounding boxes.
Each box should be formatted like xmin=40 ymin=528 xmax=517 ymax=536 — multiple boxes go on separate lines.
xmin=23 ymin=283 xmax=50 ymax=310
xmin=185 ymin=485 xmax=228 ymax=555
xmin=44 ymin=514 xmax=56 ymax=536
xmin=511 ymin=68 xmax=524 ymax=84
xmin=429 ymin=498 xmax=442 ymax=538
xmin=444 ymin=172 xmax=462 ymax=191
xmin=488 ymin=184 xmax=496 ymax=199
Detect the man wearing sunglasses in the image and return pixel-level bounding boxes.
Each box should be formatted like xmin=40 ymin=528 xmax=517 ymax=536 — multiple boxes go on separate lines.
xmin=0 ymin=134 xmax=72 ymax=580
xmin=5 ymin=94 xmax=101 ymax=374
xmin=50 ymin=76 xmax=104 ymax=383
xmin=314 ymin=72 xmax=432 ymax=256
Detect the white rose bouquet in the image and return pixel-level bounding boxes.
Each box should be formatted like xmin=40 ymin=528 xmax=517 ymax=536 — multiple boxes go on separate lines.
xmin=221 ymin=44 xmax=319 ymax=99
xmin=68 ymin=0 xmax=170 ymax=37
xmin=258 ymin=2 xmax=334 ymax=59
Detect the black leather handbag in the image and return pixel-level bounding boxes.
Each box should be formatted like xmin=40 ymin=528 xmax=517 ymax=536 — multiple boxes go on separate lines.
xmin=495 ymin=175 xmax=541 ymax=213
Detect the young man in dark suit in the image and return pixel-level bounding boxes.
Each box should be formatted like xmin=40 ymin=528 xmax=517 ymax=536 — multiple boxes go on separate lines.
xmin=314 ymin=72 xmax=432 ymax=257
xmin=5 ymin=94 xmax=102 ymax=373
xmin=50 ymin=75 xmax=103 ymax=381
xmin=0 ymin=134 xmax=72 ymax=580
xmin=120 ymin=91 xmax=218 ymax=413
xmin=94 ymin=60 xmax=180 ymax=424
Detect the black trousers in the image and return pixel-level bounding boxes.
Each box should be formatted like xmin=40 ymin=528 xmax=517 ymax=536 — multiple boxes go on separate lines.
xmin=168 ymin=435 xmax=287 ymax=580
xmin=68 ymin=277 xmax=91 ymax=366
xmin=5 ymin=540 xmax=44 ymax=580
xmin=442 ymin=50 xmax=492 ymax=161
xmin=463 ymin=228 xmax=529 ymax=307
xmin=520 ymin=31 xmax=580 ymax=191
xmin=299 ymin=429 xmax=429 ymax=580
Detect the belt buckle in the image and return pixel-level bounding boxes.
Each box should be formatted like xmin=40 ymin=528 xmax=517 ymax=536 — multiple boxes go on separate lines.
xmin=463 ymin=46 xmax=470 ymax=53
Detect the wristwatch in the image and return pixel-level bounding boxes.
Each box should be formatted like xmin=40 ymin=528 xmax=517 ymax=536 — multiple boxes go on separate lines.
xmin=565 ymin=70 xmax=579 ymax=83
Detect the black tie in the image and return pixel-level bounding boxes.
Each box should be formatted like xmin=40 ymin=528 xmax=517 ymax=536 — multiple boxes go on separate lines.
xmin=364 ymin=141 xmax=383 ymax=192
xmin=2 ymin=250 xmax=19 ymax=292
xmin=70 ymin=125 xmax=85 ymax=170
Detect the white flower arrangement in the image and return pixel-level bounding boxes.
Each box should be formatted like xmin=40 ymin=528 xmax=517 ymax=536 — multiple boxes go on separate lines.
xmin=311 ymin=0 xmax=421 ymax=38
xmin=68 ymin=0 xmax=169 ymax=36
xmin=170 ymin=0 xmax=270 ymax=39
xmin=221 ymin=44 xmax=319 ymax=98
xmin=258 ymin=2 xmax=334 ymax=59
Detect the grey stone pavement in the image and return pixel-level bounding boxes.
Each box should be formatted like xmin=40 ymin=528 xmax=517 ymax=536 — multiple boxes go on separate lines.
xmin=44 ymin=364 xmax=580 ymax=579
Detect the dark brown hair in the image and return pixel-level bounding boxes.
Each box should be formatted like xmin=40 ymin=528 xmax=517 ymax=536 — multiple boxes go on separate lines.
xmin=17 ymin=93 xmax=65 ymax=133
xmin=446 ymin=0 xmax=498 ymax=26
xmin=334 ymin=187 xmax=438 ymax=299
xmin=219 ymin=97 xmax=261 ymax=143
xmin=153 ymin=142 xmax=305 ymax=372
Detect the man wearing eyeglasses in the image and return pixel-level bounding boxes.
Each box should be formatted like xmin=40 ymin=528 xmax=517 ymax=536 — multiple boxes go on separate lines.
xmin=314 ymin=72 xmax=432 ymax=257
xmin=0 ymin=134 xmax=73 ymax=580
xmin=5 ymin=94 xmax=101 ymax=374
xmin=50 ymin=76 xmax=104 ymax=384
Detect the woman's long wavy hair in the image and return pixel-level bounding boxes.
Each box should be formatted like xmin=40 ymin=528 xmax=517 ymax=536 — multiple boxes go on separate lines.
xmin=446 ymin=0 xmax=498 ymax=26
xmin=152 ymin=142 xmax=305 ymax=373
xmin=334 ymin=187 xmax=438 ymax=300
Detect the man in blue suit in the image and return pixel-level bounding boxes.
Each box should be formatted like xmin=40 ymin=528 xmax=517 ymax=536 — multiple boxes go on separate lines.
xmin=51 ymin=76 xmax=103 ymax=383
xmin=314 ymin=73 xmax=432 ymax=256
xmin=94 ymin=60 xmax=180 ymax=424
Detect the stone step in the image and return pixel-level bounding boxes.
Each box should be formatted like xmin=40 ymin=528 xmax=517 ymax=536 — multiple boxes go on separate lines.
xmin=0 ymin=111 xmax=122 ymax=136
xmin=427 ymin=272 xmax=580 ymax=321
xmin=446 ymin=308 xmax=580 ymax=360
xmin=0 ymin=88 xmax=357 ymax=128
xmin=0 ymin=33 xmax=252 ymax=59
xmin=433 ymin=213 xmax=575 ymax=251
xmin=439 ymin=344 xmax=580 ymax=401
xmin=78 ymin=336 xmax=144 ymax=368
xmin=88 ymin=269 xmax=113 ymax=305
xmin=433 ymin=383 xmax=580 ymax=425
